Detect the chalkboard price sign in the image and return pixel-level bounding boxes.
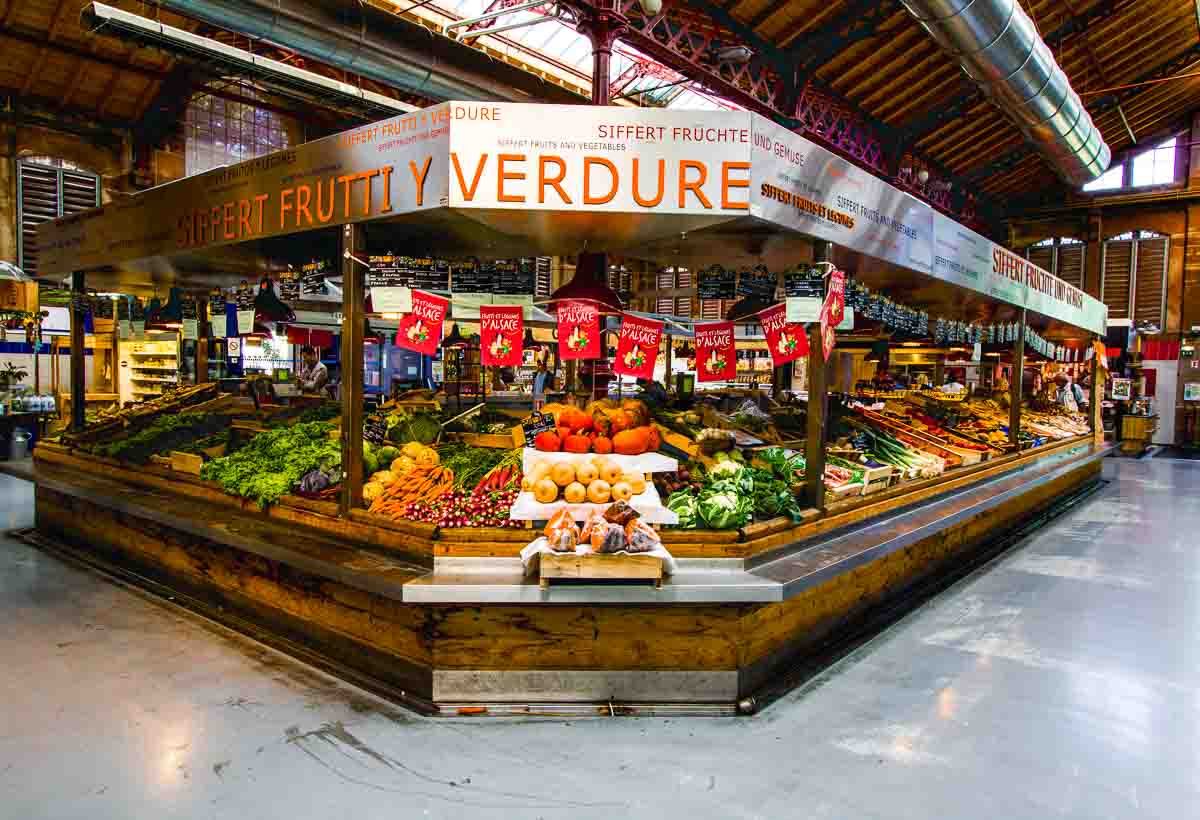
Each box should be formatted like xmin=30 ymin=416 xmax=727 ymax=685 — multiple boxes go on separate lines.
xmin=363 ymin=415 xmax=389 ymax=447
xmin=698 ymin=264 xmax=736 ymax=300
xmin=520 ymin=411 xmax=557 ymax=447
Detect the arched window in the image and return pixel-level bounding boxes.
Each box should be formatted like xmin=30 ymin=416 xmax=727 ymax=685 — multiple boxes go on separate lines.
xmin=16 ymin=156 xmax=101 ymax=276
xmin=1024 ymin=237 xmax=1085 ymax=290
xmin=1101 ymin=230 xmax=1167 ymax=325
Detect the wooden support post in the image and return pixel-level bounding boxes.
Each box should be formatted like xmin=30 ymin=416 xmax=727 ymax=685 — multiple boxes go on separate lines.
xmin=1091 ymin=345 xmax=1103 ymax=445
xmin=339 ymin=224 xmax=365 ymax=516
xmin=805 ymin=325 xmax=827 ymax=510
xmin=196 ymin=304 xmax=209 ymax=385
xmin=69 ymin=271 xmax=86 ymax=431
xmin=933 ymin=355 xmax=944 ymax=390
xmin=1009 ymin=309 xmax=1026 ymax=447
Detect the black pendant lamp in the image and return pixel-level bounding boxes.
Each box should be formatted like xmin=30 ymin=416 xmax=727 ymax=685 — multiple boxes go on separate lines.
xmin=441 ymin=323 xmax=468 ymax=349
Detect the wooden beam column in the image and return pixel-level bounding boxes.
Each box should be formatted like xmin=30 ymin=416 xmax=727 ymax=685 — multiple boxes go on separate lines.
xmin=69 ymin=271 xmax=86 ymax=431
xmin=1009 ymin=309 xmax=1026 ymax=447
xmin=1091 ymin=344 xmax=1103 ymax=445
xmin=339 ymin=224 xmax=366 ymax=515
xmin=196 ymin=301 xmax=209 ymax=385
xmin=805 ymin=324 xmax=826 ymax=510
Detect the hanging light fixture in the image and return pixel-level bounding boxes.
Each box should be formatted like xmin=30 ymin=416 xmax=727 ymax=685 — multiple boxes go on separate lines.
xmin=549 ymin=252 xmax=623 ymax=314
xmin=441 ymin=323 xmax=468 ymax=349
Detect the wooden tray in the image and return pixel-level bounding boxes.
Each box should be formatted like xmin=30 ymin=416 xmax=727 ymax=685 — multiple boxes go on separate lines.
xmin=538 ymin=553 xmax=663 ymax=588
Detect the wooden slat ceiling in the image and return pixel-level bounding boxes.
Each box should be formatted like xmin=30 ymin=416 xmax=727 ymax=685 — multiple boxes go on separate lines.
xmin=692 ymin=0 xmax=1200 ymax=199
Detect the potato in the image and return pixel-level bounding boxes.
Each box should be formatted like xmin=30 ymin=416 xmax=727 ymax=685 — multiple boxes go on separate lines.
xmin=534 ymin=478 xmax=559 ymax=504
xmin=550 ymin=461 xmax=576 ymax=487
xmin=575 ymin=462 xmax=599 ymax=484
xmin=586 ymin=479 xmax=611 ymax=504
xmin=600 ymin=462 xmax=623 ymax=485
xmin=611 ymin=481 xmax=634 ymax=502
xmin=563 ymin=481 xmax=587 ymax=504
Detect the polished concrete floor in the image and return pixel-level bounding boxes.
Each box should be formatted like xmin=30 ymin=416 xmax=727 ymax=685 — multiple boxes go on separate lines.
xmin=2 ymin=459 xmax=1197 ymax=819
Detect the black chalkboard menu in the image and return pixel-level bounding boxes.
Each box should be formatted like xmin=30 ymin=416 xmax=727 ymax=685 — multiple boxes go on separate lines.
xmin=520 ymin=411 xmax=557 ymax=447
xmin=784 ymin=266 xmax=825 ymax=299
xmin=737 ymin=264 xmax=776 ymax=299
xmin=495 ymin=258 xmax=534 ymax=294
xmin=279 ymin=268 xmax=300 ymax=301
xmin=364 ymin=415 xmax=389 ymax=447
xmin=452 ymin=258 xmax=481 ymax=292
xmin=698 ymin=264 xmax=736 ymax=300
xmin=367 ymin=254 xmax=412 ymax=289
xmin=412 ymin=257 xmax=447 ymax=291
xmin=301 ymin=260 xmax=329 ymax=296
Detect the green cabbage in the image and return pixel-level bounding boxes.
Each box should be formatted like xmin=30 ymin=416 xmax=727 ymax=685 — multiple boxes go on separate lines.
xmin=697 ymin=485 xmax=753 ymax=529
xmin=666 ymin=490 xmax=699 ymax=529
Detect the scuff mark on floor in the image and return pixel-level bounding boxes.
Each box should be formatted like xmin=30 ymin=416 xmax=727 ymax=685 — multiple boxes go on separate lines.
xmin=212 ymin=760 xmax=231 ymax=778
xmin=833 ymin=724 xmax=947 ymax=765
xmin=1004 ymin=554 xmax=1150 ymax=589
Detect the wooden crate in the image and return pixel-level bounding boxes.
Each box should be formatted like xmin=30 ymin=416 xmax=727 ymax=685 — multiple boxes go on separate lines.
xmin=538 ymin=553 xmax=663 ymax=588
xmin=454 ymin=432 xmax=516 ymax=449
xmin=169 ymin=451 xmax=205 ymax=475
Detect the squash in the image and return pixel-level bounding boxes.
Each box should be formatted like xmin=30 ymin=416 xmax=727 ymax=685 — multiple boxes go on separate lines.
xmin=611 ymin=481 xmax=634 ymax=502
xmin=586 ymin=479 xmax=611 ymax=503
xmin=533 ymin=478 xmax=559 ymax=503
xmin=592 ymin=435 xmax=613 ymax=454
xmin=599 ymin=461 xmax=623 ymax=485
xmin=612 ymin=428 xmax=650 ymax=456
xmin=401 ymin=442 xmax=426 ymax=460
xmin=575 ymin=462 xmax=599 ymax=484
xmin=550 ymin=461 xmax=576 ymax=487
xmin=563 ymin=434 xmax=591 ymax=453
xmin=563 ymin=481 xmax=587 ymax=504
xmin=392 ymin=455 xmax=416 ymax=474
xmin=371 ymin=470 xmax=398 ymax=486
xmin=620 ymin=399 xmax=651 ymax=427
xmin=362 ymin=481 xmax=385 ymax=504
xmin=416 ymin=447 xmax=440 ymax=467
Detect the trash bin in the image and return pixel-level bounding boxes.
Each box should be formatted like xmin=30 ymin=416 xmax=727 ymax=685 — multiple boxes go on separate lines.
xmin=10 ymin=428 xmax=31 ymax=460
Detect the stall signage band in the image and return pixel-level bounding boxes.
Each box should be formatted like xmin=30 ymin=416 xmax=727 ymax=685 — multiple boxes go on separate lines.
xmin=396 ymin=290 xmax=449 ymax=355
xmin=479 ymin=304 xmax=523 ymax=367
xmin=694 ymin=321 xmax=736 ymax=382
xmin=758 ymin=303 xmax=809 ymax=366
xmin=613 ymin=314 xmax=663 ymax=379
xmin=556 ymin=300 xmax=600 ymax=361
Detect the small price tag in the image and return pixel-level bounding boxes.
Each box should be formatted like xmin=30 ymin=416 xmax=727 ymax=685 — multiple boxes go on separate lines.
xmin=520 ymin=411 xmax=556 ymax=447
xmin=236 ymin=310 xmax=255 ymax=335
xmin=132 ymin=320 xmax=145 ymax=340
xmin=785 ymin=296 xmax=822 ymax=324
xmin=371 ymin=286 xmax=411 ymax=314
xmin=363 ymin=415 xmax=388 ymax=446
xmin=182 ymin=319 xmax=199 ymax=340
xmin=118 ymin=320 xmax=132 ymax=339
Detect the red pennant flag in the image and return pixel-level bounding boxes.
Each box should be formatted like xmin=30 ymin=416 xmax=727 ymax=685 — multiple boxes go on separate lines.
xmin=556 ymin=299 xmax=601 ymax=361
xmin=694 ymin=321 xmax=736 ymax=382
xmin=480 ymin=304 xmax=523 ymax=366
xmin=613 ymin=314 xmax=663 ymax=379
xmin=826 ymin=269 xmax=846 ymax=327
xmin=395 ymin=290 xmax=448 ymax=355
xmin=758 ymin=303 xmax=809 ymax=366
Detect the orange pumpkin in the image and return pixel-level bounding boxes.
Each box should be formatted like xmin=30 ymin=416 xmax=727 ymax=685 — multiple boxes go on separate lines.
xmin=612 ymin=427 xmax=650 ymax=455
xmin=593 ymin=436 xmax=614 ymax=454
xmin=563 ymin=434 xmax=591 ymax=453
xmin=608 ymin=410 xmax=633 ymax=434
xmin=534 ymin=431 xmax=561 ymax=452
xmin=644 ymin=425 xmax=661 ymax=451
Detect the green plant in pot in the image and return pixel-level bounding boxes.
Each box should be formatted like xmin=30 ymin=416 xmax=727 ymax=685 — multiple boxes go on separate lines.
xmin=0 ymin=362 xmax=28 ymax=394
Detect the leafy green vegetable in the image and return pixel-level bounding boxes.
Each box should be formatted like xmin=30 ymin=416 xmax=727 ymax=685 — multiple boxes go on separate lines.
xmin=749 ymin=468 xmax=803 ymax=522
xmin=666 ymin=490 xmax=699 ymax=529
xmin=91 ymin=412 xmax=228 ymax=463
xmin=200 ymin=420 xmax=340 ymax=507
xmin=697 ymin=484 xmax=753 ymax=529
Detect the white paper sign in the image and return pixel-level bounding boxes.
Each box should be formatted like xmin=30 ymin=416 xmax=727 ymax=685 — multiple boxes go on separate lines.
xmin=132 ymin=320 xmax=145 ymax=340
xmin=837 ymin=306 xmax=855 ymax=331
xmin=236 ymin=310 xmax=255 ymax=335
xmin=182 ymin=319 xmax=198 ymax=340
xmin=973 ymin=341 xmax=982 ymax=362
xmin=211 ymin=312 xmax=226 ymax=339
xmin=118 ymin=320 xmax=132 ymax=339
xmin=785 ymin=296 xmax=822 ymax=324
xmin=371 ymin=286 xmax=412 ymax=314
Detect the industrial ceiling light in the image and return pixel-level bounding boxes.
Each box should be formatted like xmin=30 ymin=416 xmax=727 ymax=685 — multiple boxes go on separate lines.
xmin=716 ymin=45 xmax=753 ymax=64
xmin=917 ymin=169 xmax=930 ymax=185
xmin=550 ymin=252 xmax=623 ymax=315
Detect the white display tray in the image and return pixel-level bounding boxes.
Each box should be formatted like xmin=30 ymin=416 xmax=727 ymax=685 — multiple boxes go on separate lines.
xmin=509 ymin=483 xmax=678 ymax=524
xmin=521 ymin=448 xmax=678 ymax=476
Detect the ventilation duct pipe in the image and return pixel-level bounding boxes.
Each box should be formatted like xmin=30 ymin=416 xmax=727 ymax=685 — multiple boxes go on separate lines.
xmin=900 ymin=0 xmax=1111 ymax=186
xmin=151 ymin=0 xmax=580 ymax=104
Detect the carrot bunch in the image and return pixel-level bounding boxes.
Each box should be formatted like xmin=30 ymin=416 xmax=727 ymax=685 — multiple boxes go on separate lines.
xmin=369 ymin=464 xmax=454 ymax=516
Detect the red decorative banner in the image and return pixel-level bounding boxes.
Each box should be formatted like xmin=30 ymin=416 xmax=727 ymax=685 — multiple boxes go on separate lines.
xmin=396 ymin=290 xmax=448 ymax=355
xmin=758 ymin=303 xmax=809 ymax=366
xmin=557 ymin=299 xmax=601 ymax=361
xmin=613 ymin=314 xmax=663 ymax=379
xmin=480 ymin=304 xmax=523 ymax=366
xmin=826 ymin=268 xmax=846 ymax=327
xmin=819 ymin=297 xmax=837 ymax=361
xmin=694 ymin=321 xmax=736 ymax=382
